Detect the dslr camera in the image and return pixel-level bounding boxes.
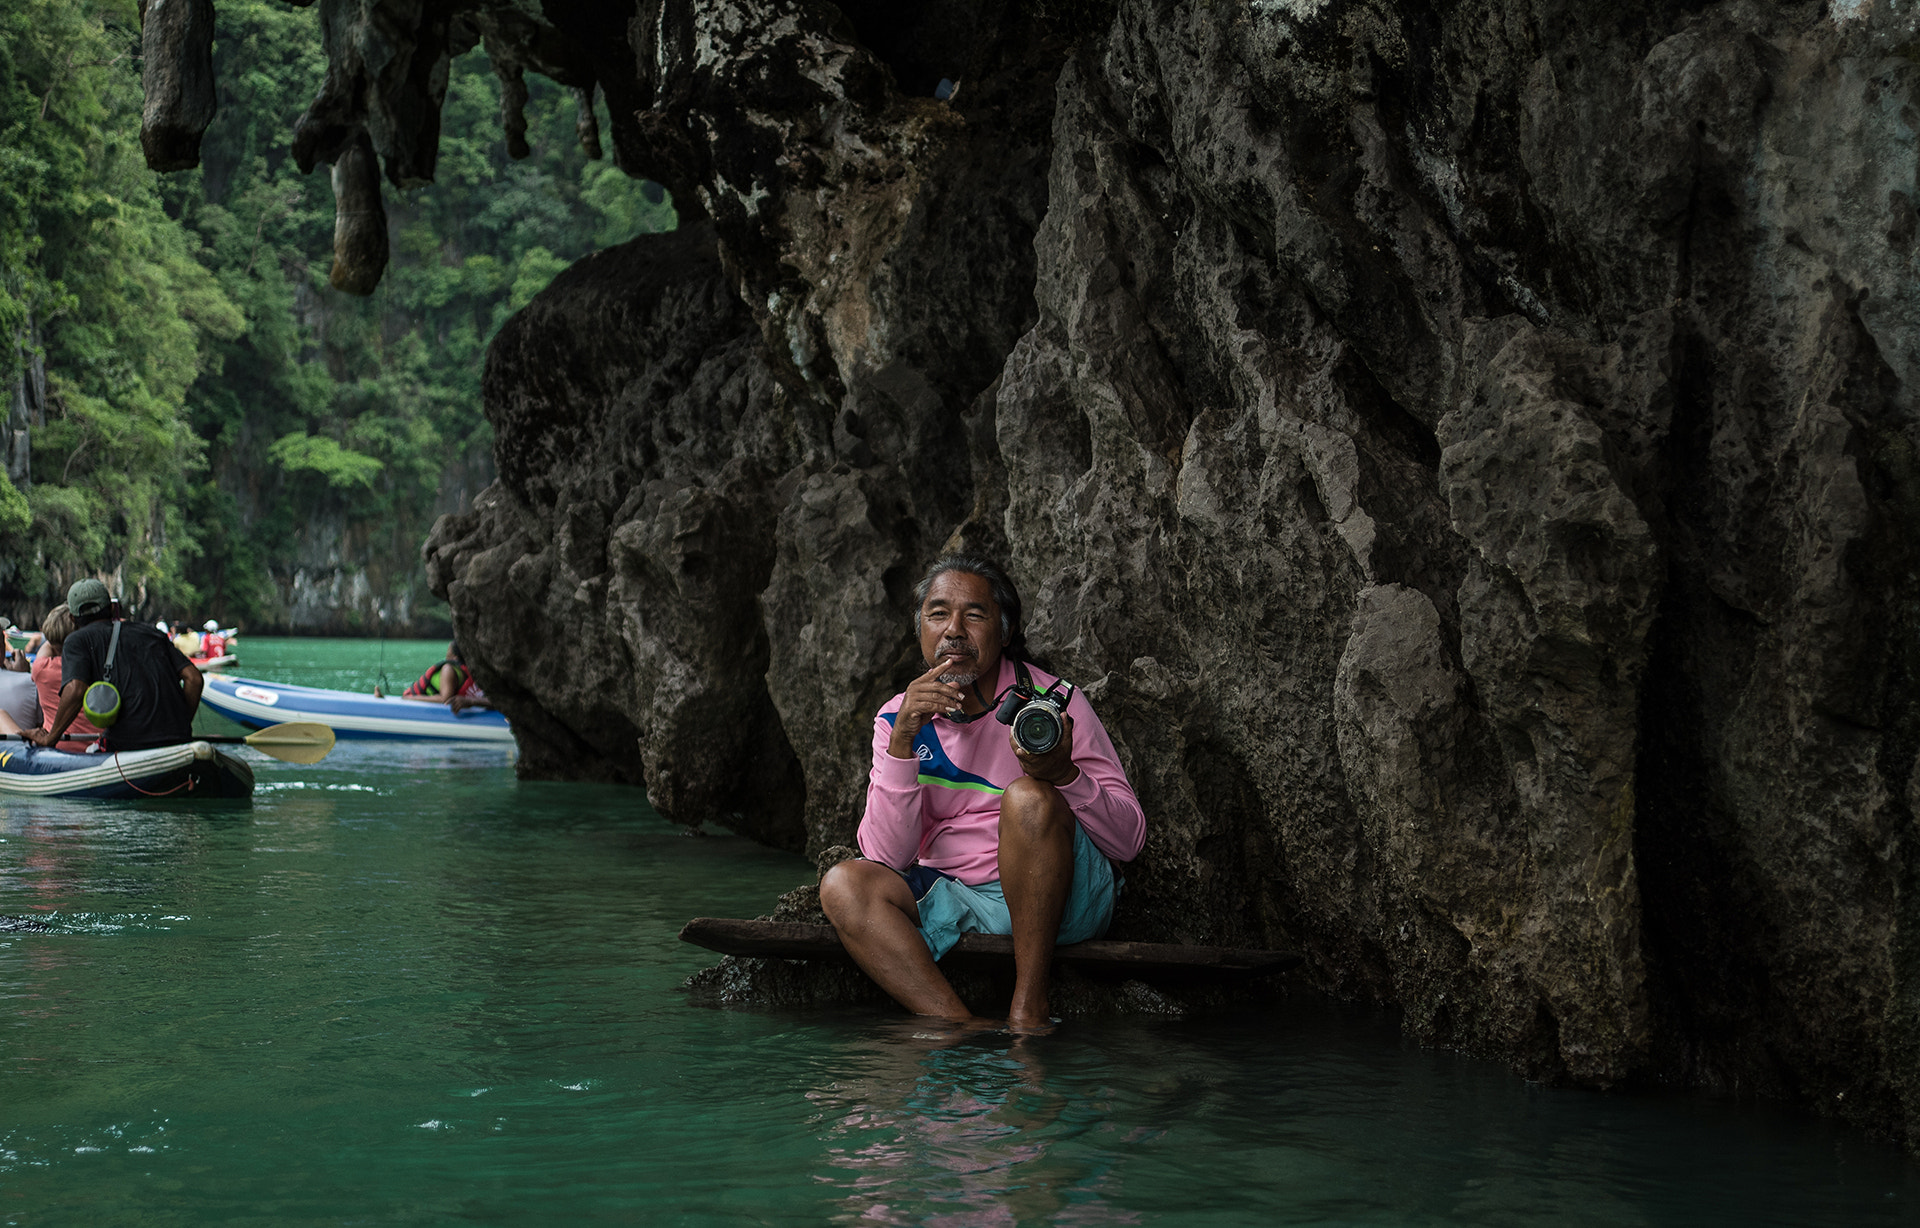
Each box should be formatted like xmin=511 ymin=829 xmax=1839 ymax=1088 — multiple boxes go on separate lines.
xmin=994 ymin=676 xmax=1075 ymax=755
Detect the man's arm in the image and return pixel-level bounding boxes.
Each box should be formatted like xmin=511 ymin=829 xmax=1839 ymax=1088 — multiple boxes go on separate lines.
xmin=885 ymin=656 xmax=969 ymax=759
xmin=36 ymin=632 xmax=97 ymax=748
xmin=180 ymin=664 xmax=203 ymax=718
xmin=859 ymin=656 xmax=972 ymax=868
xmin=859 ymin=710 xmax=930 ymax=870
xmin=26 ymin=680 xmax=84 ymax=748
xmin=1031 ymin=691 xmax=1147 ymax=864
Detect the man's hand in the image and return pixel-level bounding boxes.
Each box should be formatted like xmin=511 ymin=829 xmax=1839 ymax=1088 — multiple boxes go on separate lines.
xmin=1013 ymin=712 xmax=1079 ymax=788
xmin=32 ymin=680 xmax=83 ymax=750
xmin=887 ymin=655 xmax=970 ymax=758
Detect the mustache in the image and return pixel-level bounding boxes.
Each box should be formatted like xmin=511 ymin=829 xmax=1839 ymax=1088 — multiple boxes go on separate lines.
xmin=937 ymin=643 xmax=976 ymax=659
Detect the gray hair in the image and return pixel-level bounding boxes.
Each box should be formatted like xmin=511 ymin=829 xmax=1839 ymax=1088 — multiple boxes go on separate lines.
xmin=912 ymin=554 xmax=1028 ymax=661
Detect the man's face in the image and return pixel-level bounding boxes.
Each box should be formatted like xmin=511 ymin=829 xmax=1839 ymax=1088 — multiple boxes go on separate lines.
xmin=918 ymin=571 xmax=1004 ymax=688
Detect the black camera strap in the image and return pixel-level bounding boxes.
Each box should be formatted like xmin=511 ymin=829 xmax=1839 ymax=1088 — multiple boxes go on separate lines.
xmin=933 ymin=656 xmax=1073 ymax=725
xmin=1017 ymin=658 xmax=1073 ymax=707
xmin=935 ymin=658 xmax=1028 ymax=725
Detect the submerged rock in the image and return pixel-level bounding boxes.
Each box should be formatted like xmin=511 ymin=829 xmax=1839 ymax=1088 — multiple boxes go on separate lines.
xmin=154 ymin=0 xmax=1920 ymax=1146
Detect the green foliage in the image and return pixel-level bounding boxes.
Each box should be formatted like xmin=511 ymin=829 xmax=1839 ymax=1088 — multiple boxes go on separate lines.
xmin=0 ymin=471 xmax=29 ymax=537
xmin=165 ymin=0 xmax=675 ymax=624
xmin=0 ymin=0 xmax=238 ymax=612
xmin=1 ymin=0 xmax=676 ymax=626
xmin=267 ymin=432 xmax=385 ymax=490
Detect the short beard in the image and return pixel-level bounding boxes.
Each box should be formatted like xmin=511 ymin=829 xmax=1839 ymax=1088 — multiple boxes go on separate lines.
xmin=934 ymin=645 xmax=979 ymax=688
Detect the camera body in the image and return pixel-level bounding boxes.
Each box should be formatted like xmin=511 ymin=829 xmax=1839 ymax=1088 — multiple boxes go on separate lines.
xmin=994 ymin=677 xmax=1075 ymax=755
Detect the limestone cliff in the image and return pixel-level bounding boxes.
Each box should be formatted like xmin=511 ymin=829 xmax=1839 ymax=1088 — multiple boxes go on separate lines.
xmin=155 ymin=0 xmax=1920 ymax=1146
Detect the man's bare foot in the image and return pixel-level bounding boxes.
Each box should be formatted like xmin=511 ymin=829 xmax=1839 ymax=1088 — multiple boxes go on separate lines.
xmin=1007 ymin=1007 xmax=1057 ymax=1035
xmin=915 ymin=1014 xmax=1002 ymax=1038
xmin=881 ymin=1015 xmax=1001 ymax=1048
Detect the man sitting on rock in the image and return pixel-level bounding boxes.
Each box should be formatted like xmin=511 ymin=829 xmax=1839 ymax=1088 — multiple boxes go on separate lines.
xmin=820 ymin=555 xmax=1145 ymax=1031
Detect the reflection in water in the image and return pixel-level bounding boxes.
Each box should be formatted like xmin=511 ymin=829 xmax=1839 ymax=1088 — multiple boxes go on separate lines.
xmin=0 ymin=633 xmax=1914 ymax=1225
xmin=811 ymin=1021 xmax=1142 ymax=1227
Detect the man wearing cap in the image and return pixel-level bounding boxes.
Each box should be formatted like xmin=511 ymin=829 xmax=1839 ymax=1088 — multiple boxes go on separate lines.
xmin=200 ymin=620 xmax=228 ymax=661
xmin=26 ymin=579 xmax=202 ymax=751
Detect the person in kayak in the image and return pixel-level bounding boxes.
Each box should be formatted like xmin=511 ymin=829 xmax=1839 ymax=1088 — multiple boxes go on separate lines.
xmin=2 ymin=617 xmax=42 ymax=671
xmin=819 ymin=555 xmax=1146 ymax=1032
xmin=29 ymin=579 xmax=201 ymax=751
xmin=377 ymin=642 xmax=492 ymax=712
xmin=168 ymin=617 xmax=202 ymax=656
xmin=29 ymin=604 xmax=104 ymax=751
xmin=0 ymin=619 xmax=39 ymax=736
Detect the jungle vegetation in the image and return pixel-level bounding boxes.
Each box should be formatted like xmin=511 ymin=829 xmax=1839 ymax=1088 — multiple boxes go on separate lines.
xmin=0 ymin=0 xmax=676 ymax=627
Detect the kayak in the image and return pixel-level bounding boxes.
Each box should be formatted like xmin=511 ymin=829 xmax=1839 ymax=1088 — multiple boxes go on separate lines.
xmin=0 ymin=740 xmax=255 ymax=800
xmin=191 ymin=654 xmax=238 ymax=671
xmin=199 ymin=675 xmax=514 ymax=743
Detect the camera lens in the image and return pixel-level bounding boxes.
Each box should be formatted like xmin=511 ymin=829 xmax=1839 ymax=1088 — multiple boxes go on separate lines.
xmin=1013 ymin=704 xmax=1061 ymax=754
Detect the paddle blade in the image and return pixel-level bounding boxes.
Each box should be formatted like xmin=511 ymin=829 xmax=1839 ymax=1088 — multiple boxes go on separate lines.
xmin=241 ymin=721 xmax=335 ymax=765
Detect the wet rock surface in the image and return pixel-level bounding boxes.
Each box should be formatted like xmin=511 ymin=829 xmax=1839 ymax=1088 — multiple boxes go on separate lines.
xmin=159 ymin=0 xmax=1920 ymax=1145
xmin=138 ymin=0 xmax=218 ymax=171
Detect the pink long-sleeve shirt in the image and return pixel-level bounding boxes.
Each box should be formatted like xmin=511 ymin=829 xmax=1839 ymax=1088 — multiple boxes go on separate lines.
xmin=859 ymin=655 xmax=1146 ymax=885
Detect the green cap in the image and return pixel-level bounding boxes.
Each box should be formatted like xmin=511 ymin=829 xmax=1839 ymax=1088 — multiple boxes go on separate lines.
xmin=67 ymin=578 xmax=110 ymax=618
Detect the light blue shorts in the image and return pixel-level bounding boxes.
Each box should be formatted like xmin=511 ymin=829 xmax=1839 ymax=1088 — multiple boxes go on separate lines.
xmin=905 ymin=824 xmax=1119 ymax=961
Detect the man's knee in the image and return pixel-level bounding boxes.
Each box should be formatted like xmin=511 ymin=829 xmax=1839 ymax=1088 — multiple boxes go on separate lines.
xmin=1000 ymin=777 xmax=1072 ymax=843
xmin=820 ymin=858 xmax=903 ymax=924
xmin=819 ymin=859 xmax=863 ymax=922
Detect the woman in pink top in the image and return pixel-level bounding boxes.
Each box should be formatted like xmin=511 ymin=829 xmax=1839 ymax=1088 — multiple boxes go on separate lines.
xmin=33 ymin=604 xmax=102 ymax=751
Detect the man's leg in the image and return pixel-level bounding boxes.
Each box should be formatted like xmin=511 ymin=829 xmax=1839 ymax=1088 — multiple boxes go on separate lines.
xmin=820 ymin=859 xmax=975 ymax=1021
xmin=998 ymin=776 xmax=1075 ymax=1031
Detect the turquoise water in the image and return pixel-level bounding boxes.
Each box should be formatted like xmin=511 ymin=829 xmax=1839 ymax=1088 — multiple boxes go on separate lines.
xmin=0 ymin=638 xmax=1914 ymax=1224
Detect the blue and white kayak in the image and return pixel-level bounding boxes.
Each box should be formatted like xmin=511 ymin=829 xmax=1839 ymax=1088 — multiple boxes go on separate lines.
xmin=0 ymin=741 xmax=255 ymax=800
xmin=200 ymin=675 xmax=514 ymax=743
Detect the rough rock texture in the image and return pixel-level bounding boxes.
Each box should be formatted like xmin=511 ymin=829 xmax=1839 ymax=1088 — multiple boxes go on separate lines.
xmin=159 ymin=0 xmax=1920 ymax=1147
xmin=138 ymin=0 xmax=217 ymax=171
xmin=327 ymin=132 xmax=389 ymax=294
xmin=425 ymin=220 xmax=816 ymax=846
xmin=427 ymin=3 xmax=1063 ymax=854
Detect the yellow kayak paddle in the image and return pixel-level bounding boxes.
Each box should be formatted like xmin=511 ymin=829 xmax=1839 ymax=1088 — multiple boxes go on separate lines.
xmin=218 ymin=721 xmax=337 ymax=765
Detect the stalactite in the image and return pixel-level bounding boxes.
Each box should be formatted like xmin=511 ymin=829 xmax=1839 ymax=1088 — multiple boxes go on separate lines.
xmin=138 ymin=0 xmax=217 ymax=171
xmin=497 ymin=62 xmax=530 ymax=160
xmin=574 ymin=83 xmax=603 ymax=161
xmin=328 ymin=132 xmax=388 ymax=296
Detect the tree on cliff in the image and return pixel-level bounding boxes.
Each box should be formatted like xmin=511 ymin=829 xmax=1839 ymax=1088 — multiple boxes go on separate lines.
xmin=0 ymin=0 xmax=676 ymax=627
xmin=0 ymin=0 xmax=241 ymax=612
